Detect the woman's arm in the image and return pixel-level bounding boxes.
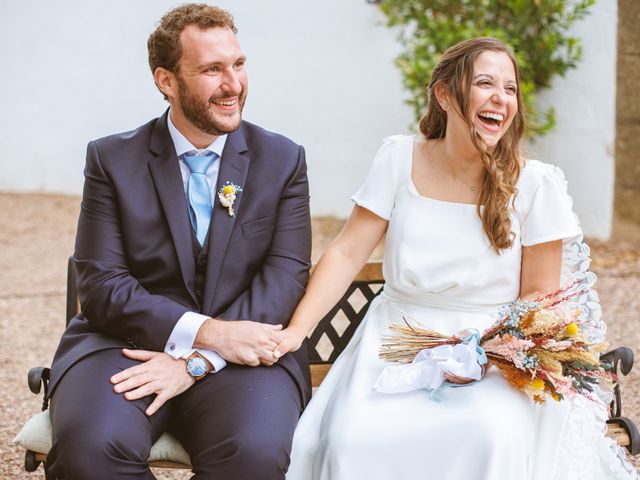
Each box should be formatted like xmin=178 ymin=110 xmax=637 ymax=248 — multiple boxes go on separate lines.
xmin=519 ymin=239 xmax=563 ymax=300
xmin=273 ymin=205 xmax=388 ymax=358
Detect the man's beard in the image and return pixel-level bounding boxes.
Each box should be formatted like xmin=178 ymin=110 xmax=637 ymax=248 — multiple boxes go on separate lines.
xmin=176 ymin=76 xmax=246 ymax=136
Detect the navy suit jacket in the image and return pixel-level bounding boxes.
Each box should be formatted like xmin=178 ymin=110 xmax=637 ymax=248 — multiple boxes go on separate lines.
xmin=49 ymin=111 xmax=312 ymax=404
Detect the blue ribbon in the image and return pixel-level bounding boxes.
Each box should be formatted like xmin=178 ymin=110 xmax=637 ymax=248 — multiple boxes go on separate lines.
xmin=425 ymin=330 xmax=487 ymax=401
xmin=458 ymin=329 xmax=488 ymax=365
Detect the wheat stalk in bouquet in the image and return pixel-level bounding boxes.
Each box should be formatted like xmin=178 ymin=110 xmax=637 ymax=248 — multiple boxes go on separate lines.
xmin=378 ymin=283 xmax=614 ymax=403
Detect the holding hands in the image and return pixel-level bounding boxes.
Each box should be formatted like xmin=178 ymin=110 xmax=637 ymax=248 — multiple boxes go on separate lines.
xmin=196 ymin=319 xmax=307 ymax=365
xmin=272 ymin=325 xmax=307 ymax=360
xmin=195 ymin=318 xmax=286 ymax=366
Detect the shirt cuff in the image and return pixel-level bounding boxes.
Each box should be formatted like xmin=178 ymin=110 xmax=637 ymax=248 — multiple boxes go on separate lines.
xmin=164 ymin=312 xmax=227 ymax=372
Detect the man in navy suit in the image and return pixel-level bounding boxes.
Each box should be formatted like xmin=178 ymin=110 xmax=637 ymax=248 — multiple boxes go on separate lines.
xmin=47 ymin=4 xmax=311 ymax=479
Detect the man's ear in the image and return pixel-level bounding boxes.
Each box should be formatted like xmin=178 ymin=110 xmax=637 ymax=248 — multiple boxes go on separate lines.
xmin=153 ymin=67 xmax=177 ymax=101
xmin=433 ymin=82 xmax=450 ymax=111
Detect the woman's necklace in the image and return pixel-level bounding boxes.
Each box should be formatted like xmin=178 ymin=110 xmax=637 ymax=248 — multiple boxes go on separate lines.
xmin=441 ymin=147 xmax=484 ymax=193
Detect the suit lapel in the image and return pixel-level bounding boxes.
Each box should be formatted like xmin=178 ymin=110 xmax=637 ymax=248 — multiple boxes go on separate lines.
xmin=148 ymin=112 xmax=198 ymax=304
xmin=203 ymin=126 xmax=250 ymax=313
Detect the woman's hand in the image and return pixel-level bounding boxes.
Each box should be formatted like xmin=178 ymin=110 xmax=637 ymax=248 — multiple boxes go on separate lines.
xmin=444 ymin=373 xmax=476 ymax=385
xmin=272 ymin=326 xmax=307 ymax=360
xmin=444 ymin=360 xmax=489 ymax=385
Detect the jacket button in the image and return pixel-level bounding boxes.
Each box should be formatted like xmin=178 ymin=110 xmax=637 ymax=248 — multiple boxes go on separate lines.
xmin=198 ymin=255 xmax=207 ymax=265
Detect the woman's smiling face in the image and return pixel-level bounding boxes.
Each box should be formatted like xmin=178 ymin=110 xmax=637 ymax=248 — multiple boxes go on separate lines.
xmin=467 ymin=50 xmax=519 ymax=148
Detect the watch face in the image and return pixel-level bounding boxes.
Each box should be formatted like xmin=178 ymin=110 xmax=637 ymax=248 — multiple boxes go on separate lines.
xmin=187 ymin=356 xmax=208 ymax=378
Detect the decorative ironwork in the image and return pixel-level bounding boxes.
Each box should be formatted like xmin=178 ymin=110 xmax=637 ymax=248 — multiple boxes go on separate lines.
xmin=308 ymin=280 xmax=383 ymax=363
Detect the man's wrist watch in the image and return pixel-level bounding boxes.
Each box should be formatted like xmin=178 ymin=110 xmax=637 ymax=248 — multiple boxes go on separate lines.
xmin=186 ymin=352 xmax=210 ymax=380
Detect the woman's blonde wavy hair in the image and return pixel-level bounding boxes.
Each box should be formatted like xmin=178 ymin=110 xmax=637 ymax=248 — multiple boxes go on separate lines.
xmin=419 ymin=37 xmax=526 ymax=253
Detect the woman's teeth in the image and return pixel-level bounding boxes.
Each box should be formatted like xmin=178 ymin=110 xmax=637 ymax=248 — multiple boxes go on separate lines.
xmin=478 ymin=112 xmax=504 ymax=124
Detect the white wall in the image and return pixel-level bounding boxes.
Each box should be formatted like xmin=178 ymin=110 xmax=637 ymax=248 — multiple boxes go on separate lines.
xmin=530 ymin=0 xmax=617 ymax=239
xmin=0 ymin=0 xmax=616 ymax=237
xmin=0 ymin=0 xmax=411 ymax=215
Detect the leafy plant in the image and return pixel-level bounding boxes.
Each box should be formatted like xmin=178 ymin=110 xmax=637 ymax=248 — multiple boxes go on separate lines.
xmin=379 ymin=0 xmax=594 ymax=136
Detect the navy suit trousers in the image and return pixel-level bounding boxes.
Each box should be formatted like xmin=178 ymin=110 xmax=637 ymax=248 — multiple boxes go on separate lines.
xmin=48 ymin=349 xmax=303 ymax=480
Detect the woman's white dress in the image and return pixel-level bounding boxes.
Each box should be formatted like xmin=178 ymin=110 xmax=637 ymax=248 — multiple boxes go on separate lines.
xmin=287 ymin=136 xmax=638 ymax=480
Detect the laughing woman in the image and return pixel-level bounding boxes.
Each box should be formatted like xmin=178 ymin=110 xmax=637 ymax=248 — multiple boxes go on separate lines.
xmin=276 ymin=38 xmax=638 ymax=479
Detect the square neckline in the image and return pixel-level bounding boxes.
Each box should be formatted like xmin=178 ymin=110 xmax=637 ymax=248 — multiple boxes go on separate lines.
xmin=409 ymin=140 xmax=479 ymax=207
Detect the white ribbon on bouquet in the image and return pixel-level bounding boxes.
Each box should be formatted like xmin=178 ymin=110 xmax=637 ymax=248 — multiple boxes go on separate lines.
xmin=373 ymin=332 xmax=487 ymax=398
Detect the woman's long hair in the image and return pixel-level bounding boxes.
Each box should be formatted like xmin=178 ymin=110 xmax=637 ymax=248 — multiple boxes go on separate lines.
xmin=419 ymin=37 xmax=526 ymax=252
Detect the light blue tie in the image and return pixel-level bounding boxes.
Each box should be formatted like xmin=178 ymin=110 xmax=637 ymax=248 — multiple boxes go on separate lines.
xmin=183 ymin=151 xmax=216 ymax=245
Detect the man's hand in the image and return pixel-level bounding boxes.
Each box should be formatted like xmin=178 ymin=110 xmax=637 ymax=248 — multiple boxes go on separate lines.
xmin=194 ymin=319 xmax=284 ymax=367
xmin=110 ymin=349 xmax=195 ymax=416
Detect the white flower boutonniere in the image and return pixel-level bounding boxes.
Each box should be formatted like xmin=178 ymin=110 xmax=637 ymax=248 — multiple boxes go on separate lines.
xmin=218 ymin=182 xmax=243 ymax=216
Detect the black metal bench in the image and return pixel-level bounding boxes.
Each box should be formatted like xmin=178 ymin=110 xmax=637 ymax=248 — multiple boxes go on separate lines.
xmin=18 ymin=258 xmax=639 ymax=475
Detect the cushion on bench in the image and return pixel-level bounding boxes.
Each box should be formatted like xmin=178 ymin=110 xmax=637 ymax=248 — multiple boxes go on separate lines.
xmin=13 ymin=410 xmax=192 ymax=466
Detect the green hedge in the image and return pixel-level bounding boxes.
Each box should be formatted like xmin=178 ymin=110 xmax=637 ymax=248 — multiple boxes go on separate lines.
xmin=379 ymin=0 xmax=595 ymax=136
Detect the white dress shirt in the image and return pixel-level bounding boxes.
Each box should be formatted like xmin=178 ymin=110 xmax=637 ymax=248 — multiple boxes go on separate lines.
xmin=163 ymin=111 xmax=227 ymax=372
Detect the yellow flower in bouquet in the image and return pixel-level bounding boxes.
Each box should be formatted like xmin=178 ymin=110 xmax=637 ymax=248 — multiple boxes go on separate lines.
xmin=565 ymin=322 xmax=579 ymax=336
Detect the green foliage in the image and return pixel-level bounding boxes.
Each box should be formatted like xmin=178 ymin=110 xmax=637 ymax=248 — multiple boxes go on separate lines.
xmin=378 ymin=0 xmax=595 ymax=136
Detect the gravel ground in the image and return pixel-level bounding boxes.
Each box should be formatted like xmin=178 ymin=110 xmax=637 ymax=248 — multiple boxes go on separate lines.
xmin=1 ymin=192 xmax=638 ymax=478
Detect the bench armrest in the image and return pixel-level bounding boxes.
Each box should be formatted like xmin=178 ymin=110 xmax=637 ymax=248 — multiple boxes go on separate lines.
xmin=27 ymin=367 xmax=50 ymax=412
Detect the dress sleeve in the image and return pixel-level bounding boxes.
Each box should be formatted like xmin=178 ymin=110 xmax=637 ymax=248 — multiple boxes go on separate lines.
xmin=351 ymin=136 xmax=411 ymax=220
xmin=521 ymin=162 xmax=582 ymax=247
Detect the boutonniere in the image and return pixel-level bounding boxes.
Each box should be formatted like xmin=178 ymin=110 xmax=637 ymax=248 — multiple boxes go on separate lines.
xmin=218 ymin=181 xmax=243 ymax=216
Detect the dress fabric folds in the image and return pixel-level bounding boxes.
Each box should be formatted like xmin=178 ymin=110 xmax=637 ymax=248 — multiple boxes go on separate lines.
xmin=287 ymin=135 xmax=638 ymax=480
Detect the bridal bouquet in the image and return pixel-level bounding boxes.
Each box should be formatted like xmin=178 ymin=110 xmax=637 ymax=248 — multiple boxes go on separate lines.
xmin=374 ymin=283 xmax=614 ymax=403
